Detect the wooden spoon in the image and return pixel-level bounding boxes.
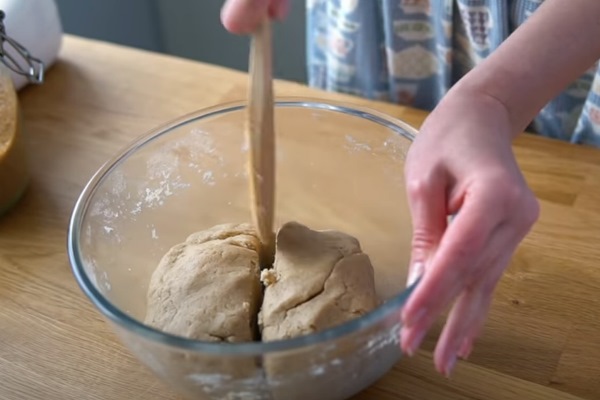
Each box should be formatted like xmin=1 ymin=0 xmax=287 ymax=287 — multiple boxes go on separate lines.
xmin=246 ymin=19 xmax=276 ymax=267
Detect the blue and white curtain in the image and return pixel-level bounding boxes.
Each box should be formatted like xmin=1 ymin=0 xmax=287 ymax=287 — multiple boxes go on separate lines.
xmin=307 ymin=0 xmax=600 ymax=146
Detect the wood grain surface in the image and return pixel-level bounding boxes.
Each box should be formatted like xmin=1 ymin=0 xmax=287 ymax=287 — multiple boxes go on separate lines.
xmin=1 ymin=35 xmax=599 ymax=400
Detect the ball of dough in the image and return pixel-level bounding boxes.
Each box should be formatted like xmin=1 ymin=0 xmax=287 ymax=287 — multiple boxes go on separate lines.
xmin=144 ymin=223 xmax=263 ymax=342
xmin=260 ymin=221 xmax=380 ymax=341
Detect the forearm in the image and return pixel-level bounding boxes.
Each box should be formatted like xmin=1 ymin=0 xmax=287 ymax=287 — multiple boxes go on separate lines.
xmin=452 ymin=0 xmax=600 ymax=137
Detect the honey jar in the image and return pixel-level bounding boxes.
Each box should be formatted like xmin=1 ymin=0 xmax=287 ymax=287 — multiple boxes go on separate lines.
xmin=0 ymin=10 xmax=44 ymax=217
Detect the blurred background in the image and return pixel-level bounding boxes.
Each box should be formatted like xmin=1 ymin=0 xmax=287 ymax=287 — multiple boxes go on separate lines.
xmin=54 ymin=0 xmax=307 ymax=82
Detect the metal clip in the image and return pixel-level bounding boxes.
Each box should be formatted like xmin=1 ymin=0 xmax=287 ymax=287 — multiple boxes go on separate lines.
xmin=0 ymin=10 xmax=44 ymax=84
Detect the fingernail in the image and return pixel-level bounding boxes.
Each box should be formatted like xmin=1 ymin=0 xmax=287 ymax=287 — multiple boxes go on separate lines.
xmin=405 ymin=328 xmax=426 ymax=357
xmin=407 ymin=261 xmax=424 ymax=287
xmin=458 ymin=340 xmax=473 ymax=360
xmin=444 ymin=355 xmax=457 ymax=378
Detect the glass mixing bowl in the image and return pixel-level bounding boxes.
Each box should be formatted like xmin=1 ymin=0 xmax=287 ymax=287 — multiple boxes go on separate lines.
xmin=68 ymin=98 xmax=418 ymax=400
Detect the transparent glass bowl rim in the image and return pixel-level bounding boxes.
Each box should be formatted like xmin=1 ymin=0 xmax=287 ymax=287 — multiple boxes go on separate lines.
xmin=67 ymin=97 xmax=420 ymax=356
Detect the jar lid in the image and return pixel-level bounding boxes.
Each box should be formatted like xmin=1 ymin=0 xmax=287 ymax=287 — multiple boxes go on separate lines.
xmin=0 ymin=10 xmax=44 ymax=84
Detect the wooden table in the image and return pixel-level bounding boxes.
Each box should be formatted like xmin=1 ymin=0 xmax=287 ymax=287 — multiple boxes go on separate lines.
xmin=1 ymin=35 xmax=599 ymax=400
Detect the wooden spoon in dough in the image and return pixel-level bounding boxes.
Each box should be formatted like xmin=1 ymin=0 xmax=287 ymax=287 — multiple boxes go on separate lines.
xmin=246 ymin=19 xmax=275 ymax=267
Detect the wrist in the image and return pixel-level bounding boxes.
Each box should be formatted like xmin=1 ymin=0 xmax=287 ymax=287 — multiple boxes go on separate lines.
xmin=448 ymin=67 xmax=530 ymax=140
xmin=434 ymin=84 xmax=519 ymax=142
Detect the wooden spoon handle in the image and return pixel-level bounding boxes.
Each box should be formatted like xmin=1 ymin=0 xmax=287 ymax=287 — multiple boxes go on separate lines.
xmin=246 ymin=20 xmax=275 ymax=266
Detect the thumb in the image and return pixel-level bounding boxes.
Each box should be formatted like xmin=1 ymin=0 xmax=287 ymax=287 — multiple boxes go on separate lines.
xmin=405 ymin=175 xmax=447 ymax=287
xmin=221 ymin=0 xmax=289 ymax=34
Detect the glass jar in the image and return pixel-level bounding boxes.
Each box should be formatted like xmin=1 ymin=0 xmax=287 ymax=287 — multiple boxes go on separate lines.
xmin=0 ymin=9 xmax=44 ymax=217
xmin=0 ymin=61 xmax=25 ymax=216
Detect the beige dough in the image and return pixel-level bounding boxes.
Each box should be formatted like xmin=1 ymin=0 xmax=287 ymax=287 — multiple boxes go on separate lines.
xmin=144 ymin=223 xmax=262 ymax=342
xmin=260 ymin=221 xmax=379 ymax=341
xmin=144 ymin=221 xmax=379 ymax=344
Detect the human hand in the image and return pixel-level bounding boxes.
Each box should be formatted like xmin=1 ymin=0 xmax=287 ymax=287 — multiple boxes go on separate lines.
xmin=221 ymin=0 xmax=289 ymax=34
xmin=400 ymin=89 xmax=540 ymax=376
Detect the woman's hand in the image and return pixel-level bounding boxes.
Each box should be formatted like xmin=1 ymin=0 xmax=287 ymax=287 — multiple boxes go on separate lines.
xmin=221 ymin=0 xmax=289 ymax=34
xmin=401 ymin=0 xmax=600 ymax=374
xmin=400 ymin=88 xmax=540 ymax=376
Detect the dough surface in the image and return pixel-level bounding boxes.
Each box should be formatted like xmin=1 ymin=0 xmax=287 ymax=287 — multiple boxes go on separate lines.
xmin=144 ymin=223 xmax=262 ymax=342
xmin=144 ymin=221 xmax=379 ymax=344
xmin=260 ymin=221 xmax=379 ymax=341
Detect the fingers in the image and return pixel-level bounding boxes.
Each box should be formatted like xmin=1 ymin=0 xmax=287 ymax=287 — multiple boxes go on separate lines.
xmin=433 ymin=199 xmax=539 ymax=375
xmin=221 ymin=0 xmax=289 ymax=34
xmin=400 ymin=304 xmax=438 ymax=356
xmin=400 ymin=169 xmax=447 ymax=356
xmin=432 ymin=261 xmax=499 ymax=376
xmin=402 ymin=189 xmax=501 ymax=323
xmin=409 ymin=189 xmax=538 ymax=375
xmin=432 ymin=230 xmax=516 ymax=376
xmin=400 ymin=189 xmax=502 ymax=356
xmin=221 ymin=0 xmax=269 ymax=34
xmin=405 ymin=171 xmax=447 ymax=287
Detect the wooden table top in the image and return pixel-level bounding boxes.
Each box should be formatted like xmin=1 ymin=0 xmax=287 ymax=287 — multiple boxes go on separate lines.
xmin=1 ymin=35 xmax=599 ymax=400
